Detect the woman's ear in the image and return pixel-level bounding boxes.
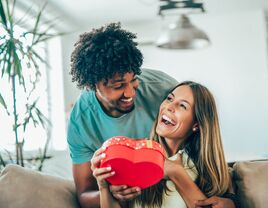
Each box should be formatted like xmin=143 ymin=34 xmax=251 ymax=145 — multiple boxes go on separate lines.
xmin=192 ymin=123 xmax=199 ymax=132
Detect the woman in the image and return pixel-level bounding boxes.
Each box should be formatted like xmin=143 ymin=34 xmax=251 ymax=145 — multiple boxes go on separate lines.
xmin=91 ymin=81 xmax=235 ymax=208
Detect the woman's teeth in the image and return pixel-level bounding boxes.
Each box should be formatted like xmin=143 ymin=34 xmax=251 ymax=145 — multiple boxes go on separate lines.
xmin=162 ymin=114 xmax=175 ymax=125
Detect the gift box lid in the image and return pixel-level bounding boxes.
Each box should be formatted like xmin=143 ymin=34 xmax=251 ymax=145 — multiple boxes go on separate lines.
xmin=102 ymin=136 xmax=165 ymax=156
xmin=100 ymin=136 xmax=165 ymax=189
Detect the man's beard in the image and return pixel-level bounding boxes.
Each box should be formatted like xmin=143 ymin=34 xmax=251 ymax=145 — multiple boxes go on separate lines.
xmin=116 ymin=104 xmax=135 ymax=114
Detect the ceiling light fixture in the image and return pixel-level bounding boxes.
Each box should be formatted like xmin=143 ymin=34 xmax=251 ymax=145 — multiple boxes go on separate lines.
xmin=156 ymin=0 xmax=210 ymax=49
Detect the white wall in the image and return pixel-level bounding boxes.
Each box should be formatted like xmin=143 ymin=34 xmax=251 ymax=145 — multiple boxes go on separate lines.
xmin=61 ymin=10 xmax=268 ymax=161
xmin=47 ymin=37 xmax=67 ymax=150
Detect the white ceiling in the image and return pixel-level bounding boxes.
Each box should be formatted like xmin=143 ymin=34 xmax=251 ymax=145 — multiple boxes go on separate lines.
xmin=28 ymin=0 xmax=268 ymax=30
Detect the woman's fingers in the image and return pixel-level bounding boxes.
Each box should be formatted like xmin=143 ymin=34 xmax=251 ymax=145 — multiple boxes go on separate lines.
xmin=91 ymin=152 xmax=106 ymax=166
xmin=90 ymin=147 xmax=106 ymax=170
xmin=93 ymin=166 xmax=115 ymax=178
xmin=93 ymin=166 xmax=115 ymax=188
xmin=94 ymin=146 xmax=106 ymax=156
xmin=92 ymin=147 xmax=106 ymax=160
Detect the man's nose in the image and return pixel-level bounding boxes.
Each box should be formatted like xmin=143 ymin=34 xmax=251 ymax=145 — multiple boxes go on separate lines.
xmin=124 ymin=83 xmax=136 ymax=98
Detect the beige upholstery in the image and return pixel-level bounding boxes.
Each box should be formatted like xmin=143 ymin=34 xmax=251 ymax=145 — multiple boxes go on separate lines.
xmin=0 ymin=165 xmax=80 ymax=208
xmin=233 ymin=160 xmax=268 ymax=208
xmin=1 ymin=160 xmax=268 ymax=208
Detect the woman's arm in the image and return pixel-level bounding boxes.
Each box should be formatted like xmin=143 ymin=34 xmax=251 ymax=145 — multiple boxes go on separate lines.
xmin=99 ymin=186 xmax=121 ymax=208
xmin=165 ymin=154 xmax=236 ymax=208
xmin=91 ymin=148 xmax=122 ymax=208
xmin=164 ymin=154 xmax=207 ymax=208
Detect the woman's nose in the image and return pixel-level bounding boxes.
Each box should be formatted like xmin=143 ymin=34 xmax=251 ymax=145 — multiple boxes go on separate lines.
xmin=167 ymin=103 xmax=175 ymax=113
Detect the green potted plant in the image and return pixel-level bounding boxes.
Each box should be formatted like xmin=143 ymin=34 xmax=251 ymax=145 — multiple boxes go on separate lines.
xmin=0 ymin=0 xmax=59 ymax=170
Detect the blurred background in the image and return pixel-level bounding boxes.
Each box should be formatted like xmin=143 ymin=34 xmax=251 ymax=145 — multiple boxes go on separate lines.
xmin=0 ymin=0 xmax=268 ymax=170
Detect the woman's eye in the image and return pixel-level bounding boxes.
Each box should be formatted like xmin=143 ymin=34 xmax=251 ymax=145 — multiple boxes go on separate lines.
xmin=166 ymin=96 xmax=173 ymax=102
xmin=180 ymin=104 xmax=187 ymax=110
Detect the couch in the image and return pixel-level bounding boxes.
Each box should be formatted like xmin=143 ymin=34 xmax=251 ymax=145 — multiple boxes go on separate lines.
xmin=232 ymin=160 xmax=268 ymax=207
xmin=0 ymin=159 xmax=268 ymax=208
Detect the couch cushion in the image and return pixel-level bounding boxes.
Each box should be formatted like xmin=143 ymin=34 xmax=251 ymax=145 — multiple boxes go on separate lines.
xmin=233 ymin=160 xmax=268 ymax=208
xmin=0 ymin=164 xmax=80 ymax=208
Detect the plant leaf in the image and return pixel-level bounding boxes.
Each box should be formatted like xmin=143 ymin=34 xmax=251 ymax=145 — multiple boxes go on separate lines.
xmin=11 ymin=0 xmax=16 ymax=18
xmin=32 ymin=3 xmax=47 ymax=45
xmin=14 ymin=4 xmax=33 ymax=26
xmin=0 ymin=92 xmax=7 ymax=109
xmin=5 ymin=0 xmax=13 ymax=27
xmin=4 ymin=149 xmax=14 ymax=163
xmin=0 ymin=151 xmax=6 ymax=167
xmin=0 ymin=43 xmax=8 ymax=77
xmin=13 ymin=45 xmax=25 ymax=86
xmin=30 ymin=48 xmax=46 ymax=63
xmin=0 ymin=0 xmax=7 ymax=27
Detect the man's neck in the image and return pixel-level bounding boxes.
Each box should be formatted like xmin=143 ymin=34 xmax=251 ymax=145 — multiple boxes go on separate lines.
xmin=95 ymin=92 xmax=123 ymax=118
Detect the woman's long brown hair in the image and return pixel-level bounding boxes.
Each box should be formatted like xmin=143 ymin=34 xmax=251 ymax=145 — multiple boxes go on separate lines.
xmin=130 ymin=81 xmax=230 ymax=208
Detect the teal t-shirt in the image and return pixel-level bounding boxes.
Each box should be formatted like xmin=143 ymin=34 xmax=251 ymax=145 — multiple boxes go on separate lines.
xmin=67 ymin=69 xmax=178 ymax=164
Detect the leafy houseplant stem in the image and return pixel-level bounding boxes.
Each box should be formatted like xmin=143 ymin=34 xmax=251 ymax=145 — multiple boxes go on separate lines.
xmin=0 ymin=0 xmax=60 ymax=170
xmin=11 ymin=75 xmax=20 ymax=165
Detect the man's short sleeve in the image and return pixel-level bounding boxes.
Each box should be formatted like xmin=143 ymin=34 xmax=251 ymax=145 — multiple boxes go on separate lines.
xmin=67 ymin=115 xmax=94 ymax=164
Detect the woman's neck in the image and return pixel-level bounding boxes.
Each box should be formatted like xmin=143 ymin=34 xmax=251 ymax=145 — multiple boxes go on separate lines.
xmin=160 ymin=137 xmax=185 ymax=157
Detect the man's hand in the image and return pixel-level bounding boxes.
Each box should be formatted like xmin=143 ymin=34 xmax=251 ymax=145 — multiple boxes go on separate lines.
xmin=195 ymin=196 xmax=235 ymax=208
xmin=109 ymin=185 xmax=141 ymax=201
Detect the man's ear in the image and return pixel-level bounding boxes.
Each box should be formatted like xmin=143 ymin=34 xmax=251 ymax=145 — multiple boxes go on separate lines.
xmin=192 ymin=123 xmax=199 ymax=132
xmin=95 ymin=83 xmax=100 ymax=93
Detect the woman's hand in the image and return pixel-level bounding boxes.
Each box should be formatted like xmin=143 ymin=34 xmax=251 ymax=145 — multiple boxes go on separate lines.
xmin=90 ymin=147 xmax=115 ymax=189
xmin=164 ymin=152 xmax=183 ymax=179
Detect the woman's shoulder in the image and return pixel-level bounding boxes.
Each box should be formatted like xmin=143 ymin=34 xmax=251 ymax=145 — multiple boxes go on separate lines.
xmin=169 ymin=150 xmax=198 ymax=180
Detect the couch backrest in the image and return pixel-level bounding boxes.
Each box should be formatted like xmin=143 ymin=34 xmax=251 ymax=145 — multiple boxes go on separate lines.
xmin=232 ymin=160 xmax=268 ymax=208
xmin=0 ymin=164 xmax=80 ymax=208
xmin=2 ymin=161 xmax=268 ymax=208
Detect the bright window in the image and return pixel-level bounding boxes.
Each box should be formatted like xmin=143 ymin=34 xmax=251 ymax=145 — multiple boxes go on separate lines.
xmin=0 ymin=24 xmax=48 ymax=151
xmin=0 ymin=25 xmax=66 ymax=153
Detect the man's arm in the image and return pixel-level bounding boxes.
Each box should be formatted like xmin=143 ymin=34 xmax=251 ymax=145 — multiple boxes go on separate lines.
xmin=195 ymin=196 xmax=236 ymax=208
xmin=195 ymin=179 xmax=237 ymax=208
xmin=72 ymin=159 xmax=141 ymax=208
xmin=72 ymin=162 xmax=100 ymax=208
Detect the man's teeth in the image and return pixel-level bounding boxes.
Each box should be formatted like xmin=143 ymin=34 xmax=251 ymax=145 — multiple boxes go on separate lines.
xmin=121 ymin=98 xmax=133 ymax=102
xmin=162 ymin=115 xmax=175 ymax=125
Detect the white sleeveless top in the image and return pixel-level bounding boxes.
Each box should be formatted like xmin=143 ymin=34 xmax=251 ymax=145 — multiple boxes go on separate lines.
xmin=133 ymin=151 xmax=198 ymax=208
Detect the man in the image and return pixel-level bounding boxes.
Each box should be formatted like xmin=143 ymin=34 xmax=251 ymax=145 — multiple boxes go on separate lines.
xmin=67 ymin=23 xmax=237 ymax=208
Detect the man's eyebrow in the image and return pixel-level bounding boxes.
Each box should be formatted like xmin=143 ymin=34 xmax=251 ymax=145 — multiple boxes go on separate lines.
xmin=111 ymin=79 xmax=124 ymax=84
xmin=111 ymin=76 xmax=137 ymax=84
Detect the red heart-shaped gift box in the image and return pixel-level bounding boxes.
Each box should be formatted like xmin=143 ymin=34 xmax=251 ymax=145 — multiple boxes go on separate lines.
xmin=100 ymin=136 xmax=165 ymax=189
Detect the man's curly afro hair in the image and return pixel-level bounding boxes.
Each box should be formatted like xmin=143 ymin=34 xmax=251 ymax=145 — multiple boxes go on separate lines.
xmin=70 ymin=22 xmax=143 ymax=91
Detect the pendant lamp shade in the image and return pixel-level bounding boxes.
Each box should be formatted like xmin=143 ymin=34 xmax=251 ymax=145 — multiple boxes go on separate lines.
xmin=156 ymin=14 xmax=210 ymax=49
